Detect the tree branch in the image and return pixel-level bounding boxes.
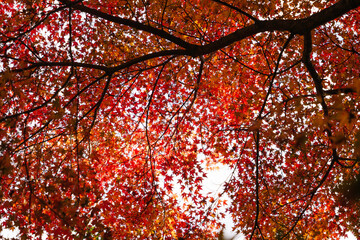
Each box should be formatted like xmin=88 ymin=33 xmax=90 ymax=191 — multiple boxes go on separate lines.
xmin=59 ymin=0 xmax=195 ymax=50
xmin=59 ymin=0 xmax=360 ymax=58
xmin=210 ymin=0 xmax=259 ymax=23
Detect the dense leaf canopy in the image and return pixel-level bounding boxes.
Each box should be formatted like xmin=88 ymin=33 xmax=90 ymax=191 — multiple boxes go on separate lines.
xmin=1 ymin=0 xmax=360 ymax=239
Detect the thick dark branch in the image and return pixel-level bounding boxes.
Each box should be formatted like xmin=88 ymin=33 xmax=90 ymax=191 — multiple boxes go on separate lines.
xmin=325 ymin=87 xmax=356 ymax=95
xmin=301 ymin=0 xmax=360 ymax=30
xmin=263 ymin=0 xmax=360 ymax=33
xmin=302 ymin=32 xmax=329 ymax=116
xmin=338 ymin=157 xmax=360 ymax=162
xmin=59 ymin=0 xmax=360 ymax=58
xmin=194 ymin=0 xmax=360 ymax=56
xmin=301 ymin=30 xmax=341 ymax=176
xmin=59 ymin=0 xmax=194 ymax=50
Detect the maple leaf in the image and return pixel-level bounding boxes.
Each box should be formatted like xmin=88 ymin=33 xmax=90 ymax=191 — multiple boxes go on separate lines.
xmin=1 ymin=0 xmax=360 ymax=239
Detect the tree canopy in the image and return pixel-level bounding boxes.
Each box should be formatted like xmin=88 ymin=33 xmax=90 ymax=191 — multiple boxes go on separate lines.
xmin=1 ymin=0 xmax=360 ymax=239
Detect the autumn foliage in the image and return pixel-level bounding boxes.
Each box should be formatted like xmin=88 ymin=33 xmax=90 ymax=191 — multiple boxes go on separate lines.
xmin=1 ymin=0 xmax=360 ymax=239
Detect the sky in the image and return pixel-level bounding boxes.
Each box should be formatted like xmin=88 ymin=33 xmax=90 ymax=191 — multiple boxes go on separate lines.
xmin=1 ymin=2 xmax=358 ymax=239
xmin=202 ymin=164 xmax=357 ymax=240
xmin=1 ymin=160 xmax=357 ymax=239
